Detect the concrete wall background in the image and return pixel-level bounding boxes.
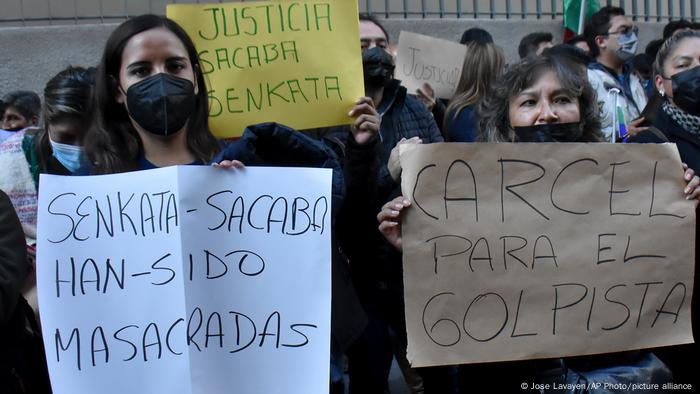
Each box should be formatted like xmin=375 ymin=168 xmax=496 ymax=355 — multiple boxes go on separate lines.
xmin=383 ymin=19 xmax=664 ymax=62
xmin=0 ymin=19 xmax=665 ymax=99
xmin=0 ymin=23 xmax=116 ymax=97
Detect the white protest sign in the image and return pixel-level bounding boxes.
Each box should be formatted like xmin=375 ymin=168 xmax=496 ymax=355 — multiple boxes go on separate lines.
xmin=399 ymin=143 xmax=695 ymax=367
xmin=37 ymin=166 xmax=332 ymax=394
xmin=395 ymin=31 xmax=467 ymax=99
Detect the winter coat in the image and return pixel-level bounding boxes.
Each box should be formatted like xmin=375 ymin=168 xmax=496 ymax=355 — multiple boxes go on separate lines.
xmin=588 ymin=62 xmax=648 ymax=141
xmin=215 ymin=122 xmax=368 ymax=354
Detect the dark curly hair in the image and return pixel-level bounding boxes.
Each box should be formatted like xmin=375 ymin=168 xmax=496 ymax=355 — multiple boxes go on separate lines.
xmin=478 ymin=55 xmax=603 ymax=143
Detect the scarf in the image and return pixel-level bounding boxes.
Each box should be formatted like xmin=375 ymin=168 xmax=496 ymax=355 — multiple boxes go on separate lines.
xmin=663 ymin=100 xmax=700 ymax=136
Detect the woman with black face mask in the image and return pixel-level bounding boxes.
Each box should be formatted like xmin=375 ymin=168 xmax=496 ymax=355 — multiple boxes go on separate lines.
xmin=378 ymin=54 xmax=700 ymax=392
xmin=477 ymin=55 xmax=603 ymax=144
xmin=85 ymin=15 xmax=379 ymax=174
xmin=628 ymin=30 xmax=700 ymax=172
xmin=83 ymin=14 xmax=225 ymax=173
xmin=626 ymin=29 xmax=700 ymax=389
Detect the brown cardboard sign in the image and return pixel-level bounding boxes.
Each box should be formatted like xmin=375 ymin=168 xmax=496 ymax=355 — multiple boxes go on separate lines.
xmin=399 ymin=142 xmax=696 ymax=367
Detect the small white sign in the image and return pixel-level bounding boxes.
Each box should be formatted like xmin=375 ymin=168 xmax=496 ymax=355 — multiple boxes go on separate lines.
xmin=395 ymin=31 xmax=467 ymax=99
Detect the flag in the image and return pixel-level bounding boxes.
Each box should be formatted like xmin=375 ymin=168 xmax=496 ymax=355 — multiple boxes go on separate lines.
xmin=563 ymin=0 xmax=601 ymax=35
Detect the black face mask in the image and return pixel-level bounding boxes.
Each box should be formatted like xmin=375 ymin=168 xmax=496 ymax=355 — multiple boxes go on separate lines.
xmin=513 ymin=122 xmax=584 ymax=142
xmin=670 ymin=66 xmax=700 ymax=117
xmin=362 ymin=47 xmax=395 ymax=89
xmin=124 ymin=73 xmax=196 ymax=136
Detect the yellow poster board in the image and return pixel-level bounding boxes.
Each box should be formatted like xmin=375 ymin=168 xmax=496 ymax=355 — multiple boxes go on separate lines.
xmin=167 ymin=0 xmax=364 ymax=138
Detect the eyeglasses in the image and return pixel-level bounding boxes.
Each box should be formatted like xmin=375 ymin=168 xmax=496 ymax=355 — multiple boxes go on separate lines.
xmin=605 ymin=25 xmax=638 ymax=36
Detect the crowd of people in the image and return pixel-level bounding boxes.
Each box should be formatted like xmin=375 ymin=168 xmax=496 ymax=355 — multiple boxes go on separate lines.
xmin=0 ymin=5 xmax=699 ymax=394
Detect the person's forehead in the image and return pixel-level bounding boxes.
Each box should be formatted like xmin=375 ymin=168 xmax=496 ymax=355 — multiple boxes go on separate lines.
xmin=668 ymin=38 xmax=700 ymax=61
xmin=3 ymin=106 xmax=24 ymax=117
xmin=122 ymin=27 xmax=188 ymax=62
xmin=49 ymin=118 xmax=85 ymax=133
xmin=359 ymin=20 xmax=387 ymax=40
xmin=519 ymin=71 xmax=563 ymax=94
xmin=609 ymin=15 xmax=632 ymax=29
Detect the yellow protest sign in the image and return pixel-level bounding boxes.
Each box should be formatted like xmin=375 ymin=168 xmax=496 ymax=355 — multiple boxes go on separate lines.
xmin=167 ymin=0 xmax=364 ymax=138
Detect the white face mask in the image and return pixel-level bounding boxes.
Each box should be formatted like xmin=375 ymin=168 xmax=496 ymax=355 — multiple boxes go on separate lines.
xmin=50 ymin=138 xmax=84 ymax=173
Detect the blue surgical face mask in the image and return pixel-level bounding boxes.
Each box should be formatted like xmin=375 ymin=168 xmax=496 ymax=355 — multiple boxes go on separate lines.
xmin=50 ymin=139 xmax=84 ymax=173
xmin=615 ymin=32 xmax=638 ymax=62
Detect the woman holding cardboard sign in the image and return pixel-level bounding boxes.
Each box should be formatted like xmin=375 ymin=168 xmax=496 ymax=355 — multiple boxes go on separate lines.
xmin=378 ymin=54 xmax=700 ymax=393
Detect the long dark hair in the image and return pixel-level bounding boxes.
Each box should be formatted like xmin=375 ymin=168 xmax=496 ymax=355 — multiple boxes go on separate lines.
xmin=479 ymin=55 xmax=603 ymax=142
xmin=36 ymin=66 xmax=95 ymax=174
xmin=85 ymin=14 xmax=221 ymax=174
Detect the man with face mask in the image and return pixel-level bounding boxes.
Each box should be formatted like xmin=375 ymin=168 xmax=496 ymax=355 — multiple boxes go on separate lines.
xmin=584 ymin=6 xmax=648 ymax=141
xmin=340 ymin=13 xmax=446 ymax=394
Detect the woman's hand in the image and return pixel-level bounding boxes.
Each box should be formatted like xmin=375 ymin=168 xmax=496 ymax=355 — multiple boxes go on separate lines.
xmin=387 ymin=137 xmax=422 ymax=182
xmin=626 ymin=117 xmax=648 ymax=136
xmin=377 ymin=196 xmax=411 ymax=251
xmin=682 ymin=163 xmax=700 ymax=200
xmin=349 ymin=97 xmax=380 ymax=145
xmin=212 ymin=160 xmax=245 ymax=169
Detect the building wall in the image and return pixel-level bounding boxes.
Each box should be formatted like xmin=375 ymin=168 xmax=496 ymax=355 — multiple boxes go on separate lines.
xmin=0 ymin=19 xmax=664 ymax=98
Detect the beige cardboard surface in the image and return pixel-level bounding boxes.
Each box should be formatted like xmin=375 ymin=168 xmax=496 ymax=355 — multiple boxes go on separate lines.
xmin=395 ymin=31 xmax=466 ymax=99
xmin=399 ymin=143 xmax=696 ymax=367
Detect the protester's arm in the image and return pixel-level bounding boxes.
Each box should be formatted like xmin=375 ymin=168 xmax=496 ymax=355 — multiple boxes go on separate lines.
xmin=377 ymin=196 xmax=411 ymax=251
xmin=415 ymin=84 xmax=446 ymax=131
xmin=337 ymin=98 xmax=381 ymax=255
xmin=0 ymin=191 xmax=28 ymax=325
xmin=349 ymin=97 xmax=380 ymax=145
xmin=417 ymin=100 xmax=444 ymax=143
xmin=432 ymin=99 xmax=447 ymax=137
xmin=344 ymin=97 xmax=381 ymax=198
xmin=344 ymin=97 xmax=381 ymax=189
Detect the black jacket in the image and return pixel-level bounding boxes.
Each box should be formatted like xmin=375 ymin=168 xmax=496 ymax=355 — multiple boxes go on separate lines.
xmin=0 ymin=190 xmax=26 ymax=325
xmin=628 ymin=104 xmax=700 ymax=172
xmin=215 ymin=123 xmax=368 ymax=353
xmin=375 ymin=80 xmax=444 ymax=196
xmin=339 ymin=81 xmax=443 ymax=291
xmin=0 ymin=190 xmax=52 ymax=393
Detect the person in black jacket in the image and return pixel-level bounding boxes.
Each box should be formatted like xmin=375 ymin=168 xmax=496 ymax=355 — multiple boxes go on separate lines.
xmin=346 ymin=15 xmax=449 ymax=394
xmin=0 ymin=189 xmax=52 ymax=393
xmin=626 ymin=29 xmax=700 ymax=388
xmin=216 ymin=105 xmax=380 ymax=394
